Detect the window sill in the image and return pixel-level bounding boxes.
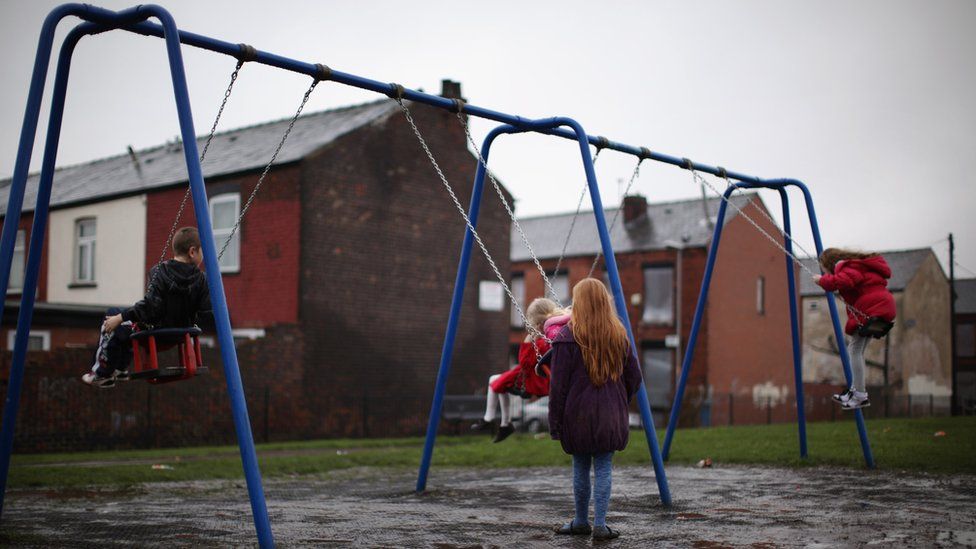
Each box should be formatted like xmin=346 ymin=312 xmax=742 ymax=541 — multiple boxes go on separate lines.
xmin=69 ymin=282 xmax=97 ymax=289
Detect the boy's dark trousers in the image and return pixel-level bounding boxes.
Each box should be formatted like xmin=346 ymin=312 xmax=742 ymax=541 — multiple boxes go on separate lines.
xmin=97 ymin=307 xmax=133 ymax=376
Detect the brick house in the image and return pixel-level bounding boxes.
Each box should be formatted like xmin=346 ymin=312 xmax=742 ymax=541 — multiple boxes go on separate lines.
xmin=509 ymin=192 xmax=798 ymax=427
xmin=952 ymin=278 xmax=975 ymax=413
xmin=1 ymin=81 xmax=513 ymax=449
xmin=799 ymin=248 xmax=952 ymax=417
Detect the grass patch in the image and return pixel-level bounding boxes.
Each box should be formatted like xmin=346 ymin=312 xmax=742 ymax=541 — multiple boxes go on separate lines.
xmin=8 ymin=416 xmax=973 ymax=488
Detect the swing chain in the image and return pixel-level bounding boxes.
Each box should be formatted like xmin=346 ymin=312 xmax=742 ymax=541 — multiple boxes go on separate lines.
xmin=216 ymin=78 xmax=320 ymax=262
xmin=587 ymin=157 xmax=644 ymax=278
xmin=549 ymin=148 xmax=602 ymax=281
xmin=395 ymin=98 xmax=549 ymax=361
xmin=690 ymin=167 xmax=874 ymax=324
xmin=148 ymin=59 xmax=245 ymax=290
xmin=454 ymin=111 xmax=566 ymax=309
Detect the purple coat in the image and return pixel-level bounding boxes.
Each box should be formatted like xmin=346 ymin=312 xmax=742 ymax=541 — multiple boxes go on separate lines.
xmin=547 ymin=326 xmax=643 ymax=455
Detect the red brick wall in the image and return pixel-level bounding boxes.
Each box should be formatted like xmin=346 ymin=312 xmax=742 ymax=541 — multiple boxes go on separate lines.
xmin=0 ymin=323 xmax=304 ymax=451
xmin=707 ymin=198 xmax=799 ymax=419
xmin=511 ymin=196 xmax=798 ymax=427
xmin=297 ymin=102 xmax=512 ymax=438
xmin=144 ymin=166 xmax=302 ymax=328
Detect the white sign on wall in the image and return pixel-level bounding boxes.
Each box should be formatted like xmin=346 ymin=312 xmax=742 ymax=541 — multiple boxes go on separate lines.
xmin=479 ymin=280 xmax=504 ymax=311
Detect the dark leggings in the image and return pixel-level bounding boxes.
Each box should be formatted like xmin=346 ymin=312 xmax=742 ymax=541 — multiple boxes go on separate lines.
xmin=97 ymin=307 xmax=133 ymax=376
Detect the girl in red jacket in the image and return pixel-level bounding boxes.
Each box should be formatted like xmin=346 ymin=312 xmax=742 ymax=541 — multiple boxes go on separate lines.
xmin=813 ymin=248 xmax=897 ymax=410
xmin=471 ymin=297 xmax=561 ymax=442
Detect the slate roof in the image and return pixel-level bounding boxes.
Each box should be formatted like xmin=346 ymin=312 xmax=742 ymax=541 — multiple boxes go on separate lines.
xmin=798 ymin=248 xmax=935 ymax=296
xmin=955 ymin=278 xmax=976 ymax=315
xmin=511 ymin=193 xmax=757 ymax=261
xmin=0 ymin=99 xmax=399 ymax=215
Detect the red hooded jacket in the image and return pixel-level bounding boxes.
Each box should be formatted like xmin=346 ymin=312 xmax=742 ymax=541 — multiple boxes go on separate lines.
xmin=489 ymin=337 xmax=551 ymax=397
xmin=815 ymin=255 xmax=897 ymax=335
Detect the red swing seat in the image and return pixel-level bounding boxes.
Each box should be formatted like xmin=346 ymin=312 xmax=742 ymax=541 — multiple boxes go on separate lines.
xmin=129 ymin=326 xmax=207 ymax=384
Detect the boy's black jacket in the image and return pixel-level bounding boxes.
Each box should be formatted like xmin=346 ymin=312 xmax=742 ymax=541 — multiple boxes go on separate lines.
xmin=121 ymin=260 xmax=212 ymax=328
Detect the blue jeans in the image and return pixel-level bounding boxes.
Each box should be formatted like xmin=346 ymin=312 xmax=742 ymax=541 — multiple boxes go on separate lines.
xmin=572 ymin=451 xmax=614 ymax=528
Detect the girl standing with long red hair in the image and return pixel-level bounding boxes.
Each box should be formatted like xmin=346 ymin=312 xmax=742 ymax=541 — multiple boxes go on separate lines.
xmin=548 ymin=278 xmax=642 ymax=541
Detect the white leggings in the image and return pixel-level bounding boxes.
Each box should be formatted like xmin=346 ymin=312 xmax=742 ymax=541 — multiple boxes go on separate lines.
xmin=483 ymin=374 xmax=512 ymax=426
xmin=847 ymin=334 xmax=871 ymax=393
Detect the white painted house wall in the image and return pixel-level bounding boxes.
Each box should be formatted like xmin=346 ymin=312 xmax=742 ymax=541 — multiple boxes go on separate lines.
xmin=47 ymin=195 xmax=146 ymax=306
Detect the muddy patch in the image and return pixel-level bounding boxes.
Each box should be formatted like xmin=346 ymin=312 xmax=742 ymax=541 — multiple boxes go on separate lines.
xmin=2 ymin=465 xmax=974 ymax=547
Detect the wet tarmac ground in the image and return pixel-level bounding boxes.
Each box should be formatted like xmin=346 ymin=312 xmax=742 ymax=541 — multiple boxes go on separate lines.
xmin=2 ymin=464 xmax=975 ymax=547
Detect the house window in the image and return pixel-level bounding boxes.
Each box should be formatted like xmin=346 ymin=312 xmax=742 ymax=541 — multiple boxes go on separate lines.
xmin=510 ymin=273 xmax=525 ymax=328
xmin=641 ymin=343 xmax=674 ymax=409
xmin=74 ymin=218 xmax=96 ymax=283
xmin=957 ymin=322 xmax=975 ymax=358
xmin=7 ymin=330 xmax=50 ymax=351
xmin=8 ymin=230 xmax=25 ymax=293
xmin=757 ymin=276 xmax=766 ymax=315
xmin=210 ymin=194 xmax=240 ymax=273
xmin=642 ymin=265 xmax=674 ymax=325
xmin=550 ymin=272 xmax=571 ymax=305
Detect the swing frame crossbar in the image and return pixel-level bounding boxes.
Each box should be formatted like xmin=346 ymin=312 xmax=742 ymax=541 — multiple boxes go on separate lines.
xmin=0 ymin=3 xmax=872 ymax=547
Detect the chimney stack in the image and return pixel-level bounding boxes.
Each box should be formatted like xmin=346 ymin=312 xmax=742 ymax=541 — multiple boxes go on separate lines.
xmin=622 ymin=195 xmax=648 ymax=225
xmin=440 ymin=79 xmax=464 ymax=101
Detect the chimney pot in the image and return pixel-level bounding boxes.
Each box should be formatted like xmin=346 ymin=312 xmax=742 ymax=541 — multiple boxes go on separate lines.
xmin=622 ymin=195 xmax=648 ymax=225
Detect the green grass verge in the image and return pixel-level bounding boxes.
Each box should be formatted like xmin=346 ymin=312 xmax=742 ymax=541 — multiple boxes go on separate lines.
xmin=8 ymin=416 xmax=973 ymax=489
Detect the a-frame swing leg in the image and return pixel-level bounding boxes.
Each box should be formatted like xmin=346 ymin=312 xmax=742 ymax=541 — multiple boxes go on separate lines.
xmin=662 ymin=179 xmax=873 ymax=468
xmin=779 ymin=188 xmax=808 ymax=458
xmin=416 ymin=126 xmax=499 ymax=493
xmin=0 ymin=6 xmax=277 ymax=545
xmin=662 ymin=190 xmax=732 ymax=460
xmin=418 ymin=118 xmax=672 ymax=507
xmin=795 ymin=182 xmax=875 ymax=468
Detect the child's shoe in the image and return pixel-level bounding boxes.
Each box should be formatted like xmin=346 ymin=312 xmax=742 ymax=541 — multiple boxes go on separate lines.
xmin=841 ymin=391 xmax=870 ymax=410
xmin=492 ymin=424 xmax=515 ymax=443
xmin=831 ymin=387 xmax=854 ymax=404
xmin=81 ymin=371 xmax=116 ymax=388
xmin=554 ymin=520 xmax=592 ymax=536
xmin=592 ymin=525 xmax=620 ymax=540
xmin=470 ymin=418 xmax=495 ymax=432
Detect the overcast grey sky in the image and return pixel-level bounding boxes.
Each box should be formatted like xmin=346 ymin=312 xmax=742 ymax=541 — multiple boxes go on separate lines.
xmin=1 ymin=0 xmax=974 ymax=277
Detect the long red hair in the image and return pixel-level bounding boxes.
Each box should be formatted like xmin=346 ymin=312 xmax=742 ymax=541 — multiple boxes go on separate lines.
xmin=570 ymin=278 xmax=630 ymax=386
xmin=819 ymin=247 xmax=878 ymax=273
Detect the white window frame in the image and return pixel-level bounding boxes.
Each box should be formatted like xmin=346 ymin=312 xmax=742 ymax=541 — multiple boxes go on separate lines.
xmin=642 ymin=265 xmax=675 ymax=325
xmin=8 ymin=230 xmax=25 ymax=293
xmin=756 ymin=276 xmax=766 ymax=315
xmin=209 ymin=193 xmax=241 ymax=273
xmin=550 ymin=272 xmax=571 ymax=306
xmin=7 ymin=329 xmax=51 ymax=351
xmin=74 ymin=218 xmax=96 ymax=284
xmin=510 ymin=273 xmax=525 ymax=328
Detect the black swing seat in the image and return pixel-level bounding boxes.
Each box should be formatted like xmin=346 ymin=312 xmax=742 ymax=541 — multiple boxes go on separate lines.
xmin=129 ymin=326 xmax=208 ymax=383
xmin=857 ymin=317 xmax=894 ymax=339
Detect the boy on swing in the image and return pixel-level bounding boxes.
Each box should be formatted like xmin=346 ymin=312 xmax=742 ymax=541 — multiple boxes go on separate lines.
xmin=82 ymin=227 xmax=211 ymax=388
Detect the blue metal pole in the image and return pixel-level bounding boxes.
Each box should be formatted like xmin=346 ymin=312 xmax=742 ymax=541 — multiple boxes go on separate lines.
xmin=778 ymin=189 xmax=807 ymax=458
xmin=662 ymin=188 xmax=733 ymax=460
xmin=549 ymin=116 xmax=671 ymax=506
xmin=416 ymin=125 xmax=501 ymax=493
xmin=87 ymin=11 xmax=772 ymax=184
xmin=500 ymin=117 xmax=673 ymax=504
xmin=0 ymin=23 xmax=88 ymax=519
xmin=789 ymin=180 xmax=874 ymax=468
xmin=140 ymin=5 xmax=275 ymax=544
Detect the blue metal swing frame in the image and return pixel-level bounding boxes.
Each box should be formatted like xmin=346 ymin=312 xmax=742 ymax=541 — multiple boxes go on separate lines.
xmin=0 ymin=4 xmax=873 ymax=546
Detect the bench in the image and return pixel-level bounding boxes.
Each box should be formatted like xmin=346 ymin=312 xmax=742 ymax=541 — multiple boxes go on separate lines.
xmin=441 ymin=395 xmax=487 ymax=434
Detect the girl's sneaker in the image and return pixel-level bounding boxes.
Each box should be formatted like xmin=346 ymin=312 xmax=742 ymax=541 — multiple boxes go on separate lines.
xmin=832 ymin=388 xmax=854 ymax=404
xmin=841 ymin=391 xmax=870 ymax=410
xmin=81 ymin=371 xmax=116 ymax=388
